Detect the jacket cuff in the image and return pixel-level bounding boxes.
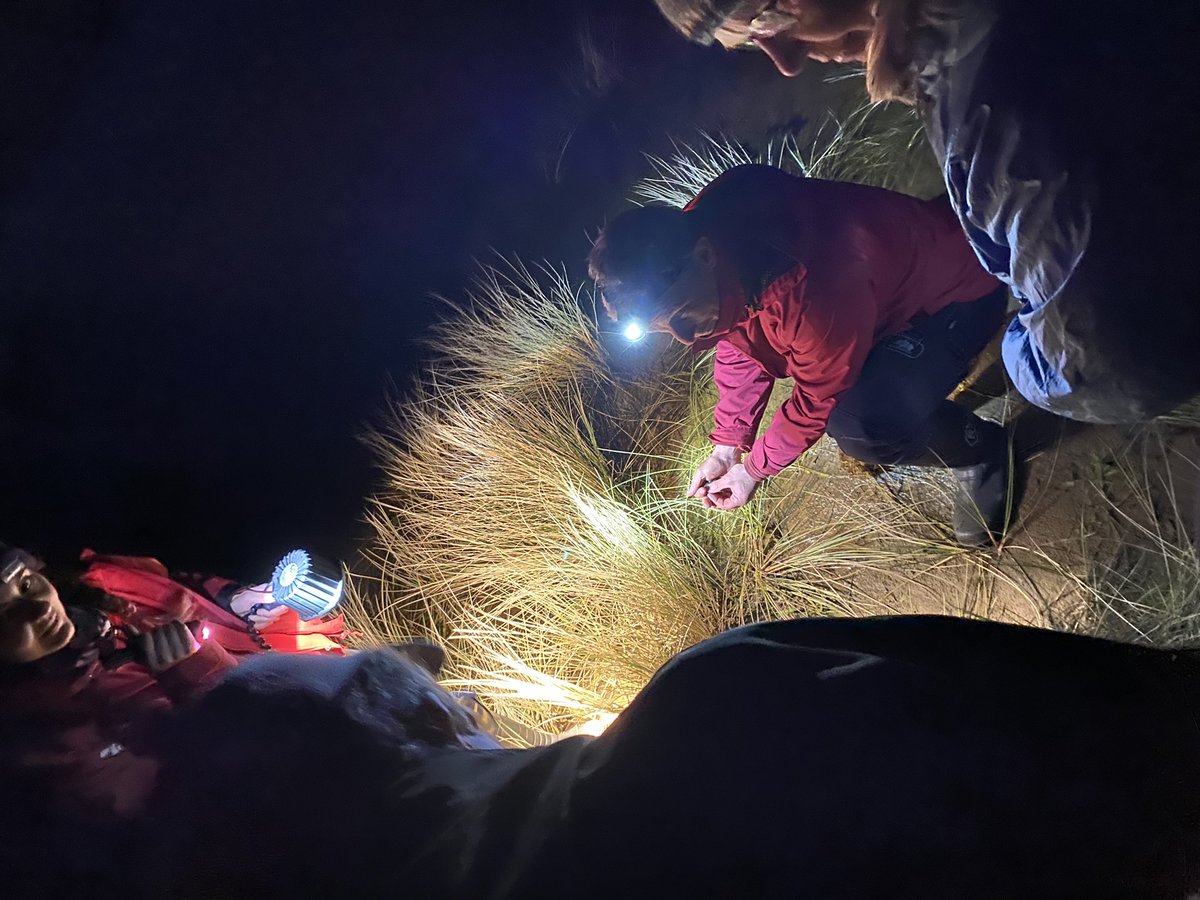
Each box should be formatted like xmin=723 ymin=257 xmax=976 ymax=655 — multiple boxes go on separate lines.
xmin=156 ymin=640 xmax=238 ymax=706
xmin=742 ymin=455 xmax=770 ymax=481
xmin=708 ymin=430 xmax=754 ymax=453
xmin=744 ymin=440 xmax=791 ymax=481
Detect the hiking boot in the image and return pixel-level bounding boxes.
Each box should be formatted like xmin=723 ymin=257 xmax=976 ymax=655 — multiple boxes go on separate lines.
xmin=951 ymin=442 xmax=1013 ymax=547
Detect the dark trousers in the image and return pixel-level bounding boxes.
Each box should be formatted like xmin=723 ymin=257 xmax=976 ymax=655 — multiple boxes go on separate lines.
xmin=826 ymin=288 xmax=1009 ymax=468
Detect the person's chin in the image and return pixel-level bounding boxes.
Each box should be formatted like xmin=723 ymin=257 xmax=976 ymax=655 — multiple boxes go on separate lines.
xmin=808 ymin=34 xmax=867 ymax=65
xmin=43 ymin=616 xmax=75 ymax=651
xmin=670 ymin=328 xmax=697 ymax=346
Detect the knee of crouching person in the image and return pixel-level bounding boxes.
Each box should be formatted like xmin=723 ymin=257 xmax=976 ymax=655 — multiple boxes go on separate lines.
xmin=827 ymin=407 xmax=925 ymax=466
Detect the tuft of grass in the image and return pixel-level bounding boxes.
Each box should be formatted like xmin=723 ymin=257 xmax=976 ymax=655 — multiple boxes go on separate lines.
xmin=631 ymin=103 xmax=940 ymax=209
xmin=1071 ymin=428 xmax=1200 ymax=646
xmin=346 ymin=260 xmax=974 ymax=732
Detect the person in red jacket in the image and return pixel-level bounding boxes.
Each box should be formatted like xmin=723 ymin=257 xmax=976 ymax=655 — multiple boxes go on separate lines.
xmin=0 ymin=541 xmax=243 ymax=898
xmin=0 ymin=542 xmax=346 ymax=825
xmin=0 ymin=544 xmax=233 ymax=822
xmin=589 ymin=164 xmax=1013 ymax=545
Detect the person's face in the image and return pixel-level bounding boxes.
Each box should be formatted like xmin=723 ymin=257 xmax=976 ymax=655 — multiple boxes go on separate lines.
xmin=712 ymin=0 xmax=874 ymax=76
xmin=646 ymin=238 xmax=722 ymax=346
xmin=0 ymin=548 xmax=74 ymax=665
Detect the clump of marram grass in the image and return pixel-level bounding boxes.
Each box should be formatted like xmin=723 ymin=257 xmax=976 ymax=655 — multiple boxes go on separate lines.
xmin=344 ymin=259 xmax=976 ymax=733
xmin=343 ymin=255 xmax=1149 ymax=735
xmin=632 ymin=103 xmax=941 ymax=209
xmin=1071 ymin=427 xmax=1200 ymax=646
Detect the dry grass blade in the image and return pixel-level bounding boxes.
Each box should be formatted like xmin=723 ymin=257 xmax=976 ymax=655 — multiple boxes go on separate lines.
xmin=631 ymin=103 xmax=939 ymax=209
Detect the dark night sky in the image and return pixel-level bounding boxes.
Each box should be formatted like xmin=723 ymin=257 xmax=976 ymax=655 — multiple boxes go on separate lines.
xmin=0 ymin=0 xmax=817 ymax=578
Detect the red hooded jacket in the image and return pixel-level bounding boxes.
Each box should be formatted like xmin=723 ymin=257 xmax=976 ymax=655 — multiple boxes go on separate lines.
xmin=687 ymin=166 xmax=1001 ymax=479
xmin=0 ymin=627 xmax=236 ymax=819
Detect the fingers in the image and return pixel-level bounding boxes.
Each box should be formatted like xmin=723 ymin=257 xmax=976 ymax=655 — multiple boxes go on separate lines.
xmin=702 ymin=475 xmax=733 ymax=509
xmin=710 ymin=492 xmax=747 ymax=511
xmin=688 ymin=452 xmax=733 ymax=498
xmin=167 ymin=621 xmax=194 ymax=661
xmin=700 ymin=472 xmax=750 ymax=511
xmin=141 ymin=621 xmax=200 ymax=673
xmin=133 ymin=630 xmax=157 ymax=671
xmin=152 ymin=627 xmax=172 ymax=671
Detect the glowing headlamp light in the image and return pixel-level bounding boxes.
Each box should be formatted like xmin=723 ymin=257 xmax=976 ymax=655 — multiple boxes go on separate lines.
xmin=623 ymin=321 xmax=646 ymax=342
xmin=269 ymin=549 xmax=344 ymax=620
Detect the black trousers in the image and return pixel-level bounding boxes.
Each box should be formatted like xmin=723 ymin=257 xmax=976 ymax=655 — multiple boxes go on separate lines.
xmin=826 ymin=287 xmax=1009 ymax=468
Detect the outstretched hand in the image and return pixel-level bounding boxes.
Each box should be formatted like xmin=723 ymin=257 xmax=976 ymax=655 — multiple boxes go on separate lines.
xmin=229 ymin=584 xmax=290 ymax=628
xmin=700 ymin=463 xmax=761 ymax=511
xmin=687 ymin=445 xmax=743 ymax=501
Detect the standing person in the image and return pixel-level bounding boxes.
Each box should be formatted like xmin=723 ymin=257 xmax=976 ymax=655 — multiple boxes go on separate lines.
xmin=648 ymin=0 xmax=1200 ymax=424
xmin=589 ymin=164 xmax=1013 ymax=545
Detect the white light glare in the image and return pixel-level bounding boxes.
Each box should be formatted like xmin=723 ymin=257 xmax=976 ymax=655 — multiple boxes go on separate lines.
xmin=623 ymin=321 xmax=645 ymax=342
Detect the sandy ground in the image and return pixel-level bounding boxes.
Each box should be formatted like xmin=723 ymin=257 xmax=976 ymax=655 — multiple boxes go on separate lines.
xmin=785 ymin=329 xmax=1200 ymax=642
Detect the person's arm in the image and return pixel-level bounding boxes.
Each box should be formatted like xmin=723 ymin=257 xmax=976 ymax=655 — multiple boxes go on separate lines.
xmin=147 ymin=629 xmax=239 ymax=706
xmin=171 ymin=569 xmax=243 ymax=612
xmin=709 ymin=340 xmax=775 ymax=452
xmin=743 ymin=265 xmax=876 ymax=480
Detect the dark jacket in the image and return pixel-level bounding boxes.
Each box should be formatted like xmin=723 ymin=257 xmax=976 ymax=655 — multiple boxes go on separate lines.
xmin=150 ymin=617 xmax=1200 ymax=899
xmin=915 ymin=0 xmax=1200 ymax=419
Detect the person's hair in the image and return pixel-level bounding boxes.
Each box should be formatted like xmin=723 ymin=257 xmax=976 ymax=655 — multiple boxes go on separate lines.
xmin=651 ymin=0 xmax=968 ymax=105
xmin=864 ymin=0 xmax=972 ymax=103
xmin=590 ymin=169 xmax=809 ymax=321
xmin=588 ymin=206 xmax=700 ymax=322
xmin=37 ymin=555 xmax=137 ymax=618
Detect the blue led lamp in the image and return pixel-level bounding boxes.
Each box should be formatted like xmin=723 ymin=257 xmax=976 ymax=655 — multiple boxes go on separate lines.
xmin=611 ymin=271 xmax=683 ymax=344
xmin=618 ymin=293 xmax=655 ymax=343
xmin=269 ymin=549 xmax=344 ymax=620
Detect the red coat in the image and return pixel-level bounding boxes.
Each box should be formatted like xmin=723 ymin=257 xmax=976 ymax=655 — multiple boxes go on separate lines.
xmin=688 ymin=166 xmax=1001 ymax=479
xmin=0 ymin=635 xmax=235 ymax=819
xmin=0 ymin=552 xmax=346 ymax=820
xmin=78 ymin=550 xmax=347 ymax=654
